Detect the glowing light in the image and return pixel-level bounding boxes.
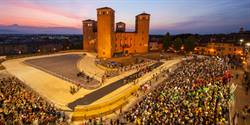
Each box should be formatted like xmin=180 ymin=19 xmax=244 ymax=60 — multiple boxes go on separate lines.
xmin=237 ymin=50 xmax=243 ymax=54
xmin=245 ymin=42 xmax=250 ymax=47
xmin=181 ymin=46 xmax=184 ymax=50
xmin=209 ymin=48 xmax=215 ymax=52
xmin=242 ymin=60 xmax=247 ymax=64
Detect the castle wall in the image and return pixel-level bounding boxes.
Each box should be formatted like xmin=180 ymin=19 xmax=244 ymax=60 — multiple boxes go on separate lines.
xmin=114 ymin=32 xmax=148 ymax=55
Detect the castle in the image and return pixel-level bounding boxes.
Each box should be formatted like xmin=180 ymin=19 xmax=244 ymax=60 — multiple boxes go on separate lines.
xmin=82 ymin=7 xmax=150 ymax=58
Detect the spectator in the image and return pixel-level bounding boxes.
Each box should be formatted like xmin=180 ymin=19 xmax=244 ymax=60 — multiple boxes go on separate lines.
xmin=120 ymin=56 xmax=231 ymax=124
xmin=0 ymin=77 xmax=68 ymax=124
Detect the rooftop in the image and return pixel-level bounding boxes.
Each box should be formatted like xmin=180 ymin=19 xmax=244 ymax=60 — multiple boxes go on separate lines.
xmin=97 ymin=7 xmax=114 ymax=11
xmin=116 ymin=22 xmax=125 ymax=24
xmin=82 ymin=19 xmax=96 ymax=22
xmin=136 ymin=12 xmax=150 ymax=17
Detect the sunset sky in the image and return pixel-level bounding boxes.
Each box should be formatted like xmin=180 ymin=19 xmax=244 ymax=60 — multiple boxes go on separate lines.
xmin=0 ymin=0 xmax=250 ymax=34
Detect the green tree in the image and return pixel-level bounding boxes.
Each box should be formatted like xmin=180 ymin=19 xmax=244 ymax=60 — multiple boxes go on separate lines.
xmin=163 ymin=32 xmax=172 ymax=50
xmin=173 ymin=37 xmax=182 ymax=51
xmin=184 ymin=36 xmax=196 ymax=52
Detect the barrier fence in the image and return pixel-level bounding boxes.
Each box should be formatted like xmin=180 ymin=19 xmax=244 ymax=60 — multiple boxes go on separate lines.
xmin=72 ymin=85 xmax=139 ymax=121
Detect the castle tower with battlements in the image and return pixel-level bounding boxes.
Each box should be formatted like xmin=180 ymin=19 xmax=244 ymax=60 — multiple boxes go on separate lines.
xmin=82 ymin=19 xmax=97 ymax=51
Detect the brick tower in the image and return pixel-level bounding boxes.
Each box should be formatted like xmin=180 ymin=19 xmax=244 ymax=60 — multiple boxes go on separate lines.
xmin=116 ymin=22 xmax=126 ymax=32
xmin=97 ymin=7 xmax=115 ymax=58
xmin=135 ymin=13 xmax=150 ymax=53
xmin=82 ymin=19 xmax=97 ymax=51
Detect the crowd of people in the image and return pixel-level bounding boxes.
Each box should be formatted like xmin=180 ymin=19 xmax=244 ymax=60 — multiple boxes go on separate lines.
xmin=102 ymin=60 xmax=156 ymax=79
xmin=0 ymin=77 xmax=68 ymax=124
xmin=96 ymin=58 xmax=156 ymax=78
xmin=242 ymin=71 xmax=250 ymax=95
xmin=117 ymin=60 xmax=155 ymax=73
xmin=120 ymin=56 xmax=232 ymax=124
xmin=120 ymin=61 xmax=163 ymax=86
xmin=95 ymin=59 xmax=122 ymax=69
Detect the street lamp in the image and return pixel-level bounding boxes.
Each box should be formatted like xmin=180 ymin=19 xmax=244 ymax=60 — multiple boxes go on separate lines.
xmin=244 ymin=42 xmax=250 ymax=55
xmin=245 ymin=42 xmax=250 ymax=47
xmin=240 ymin=39 xmax=244 ymax=45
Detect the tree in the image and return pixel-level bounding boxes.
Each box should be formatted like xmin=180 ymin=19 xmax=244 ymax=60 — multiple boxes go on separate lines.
xmin=163 ymin=32 xmax=172 ymax=50
xmin=184 ymin=36 xmax=196 ymax=52
xmin=173 ymin=37 xmax=182 ymax=51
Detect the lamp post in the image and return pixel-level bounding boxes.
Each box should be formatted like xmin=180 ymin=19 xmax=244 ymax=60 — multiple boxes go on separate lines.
xmin=245 ymin=42 xmax=250 ymax=47
xmin=240 ymin=39 xmax=244 ymax=46
xmin=244 ymin=42 xmax=250 ymax=57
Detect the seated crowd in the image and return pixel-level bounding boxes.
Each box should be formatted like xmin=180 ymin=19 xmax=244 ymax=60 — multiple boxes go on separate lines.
xmin=121 ymin=61 xmax=163 ymax=85
xmin=95 ymin=60 xmax=122 ymax=69
xmin=0 ymin=77 xmax=68 ymax=124
xmin=121 ymin=56 xmax=232 ymax=124
xmin=96 ymin=58 xmax=156 ymax=78
xmin=102 ymin=60 xmax=157 ymax=80
xmin=116 ymin=60 xmax=155 ymax=73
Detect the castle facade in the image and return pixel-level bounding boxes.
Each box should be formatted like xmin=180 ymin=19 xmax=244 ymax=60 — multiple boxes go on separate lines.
xmin=83 ymin=7 xmax=150 ymax=58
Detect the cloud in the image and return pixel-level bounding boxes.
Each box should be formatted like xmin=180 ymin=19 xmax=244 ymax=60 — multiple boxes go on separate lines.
xmin=0 ymin=0 xmax=86 ymax=28
xmin=9 ymin=0 xmax=83 ymax=20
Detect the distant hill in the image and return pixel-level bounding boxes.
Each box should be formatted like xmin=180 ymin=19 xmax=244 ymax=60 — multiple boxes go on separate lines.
xmin=0 ymin=24 xmax=81 ymax=34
